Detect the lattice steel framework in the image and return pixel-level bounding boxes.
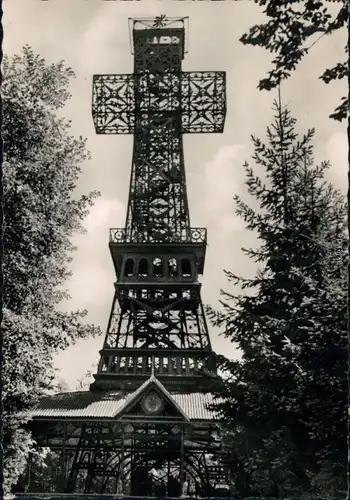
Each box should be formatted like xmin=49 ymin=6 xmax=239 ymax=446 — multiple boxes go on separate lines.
xmin=18 ymin=16 xmax=228 ymax=497
xmin=90 ymin=14 xmax=226 ymax=490
xmin=23 ymin=418 xmax=227 ymax=496
xmin=90 ymin=16 xmax=226 ymax=395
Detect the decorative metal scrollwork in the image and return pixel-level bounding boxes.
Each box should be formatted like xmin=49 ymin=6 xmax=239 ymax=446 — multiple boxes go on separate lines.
xmin=92 ymin=71 xmax=226 ymax=135
xmin=109 ymin=227 xmax=207 ymax=244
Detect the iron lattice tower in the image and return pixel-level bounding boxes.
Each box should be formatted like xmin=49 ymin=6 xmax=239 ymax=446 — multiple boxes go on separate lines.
xmin=17 ymin=16 xmax=228 ymax=498
xmin=91 ymin=16 xmax=226 ymax=393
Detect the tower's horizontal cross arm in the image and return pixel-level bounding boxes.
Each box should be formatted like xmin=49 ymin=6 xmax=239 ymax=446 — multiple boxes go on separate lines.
xmin=92 ymin=71 xmax=226 ymax=134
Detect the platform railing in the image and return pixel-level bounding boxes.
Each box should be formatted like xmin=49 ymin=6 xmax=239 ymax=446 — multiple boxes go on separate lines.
xmin=109 ymin=227 xmax=207 ymax=245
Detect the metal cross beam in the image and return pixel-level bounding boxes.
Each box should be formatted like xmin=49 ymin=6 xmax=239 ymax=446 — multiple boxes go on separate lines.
xmin=92 ymin=71 xmax=226 ymax=135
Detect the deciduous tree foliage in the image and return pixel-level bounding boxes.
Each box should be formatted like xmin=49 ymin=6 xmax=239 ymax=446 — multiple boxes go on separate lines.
xmin=2 ymin=46 xmax=101 ymax=492
xmin=240 ymin=0 xmax=348 ymax=121
xmin=208 ymin=99 xmax=347 ymax=498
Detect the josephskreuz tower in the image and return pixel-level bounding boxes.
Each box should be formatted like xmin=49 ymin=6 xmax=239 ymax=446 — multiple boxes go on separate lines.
xmin=16 ymin=16 xmax=228 ymax=498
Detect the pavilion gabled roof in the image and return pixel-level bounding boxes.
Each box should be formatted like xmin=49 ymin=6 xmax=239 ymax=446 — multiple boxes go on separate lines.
xmin=30 ymin=385 xmax=221 ymax=421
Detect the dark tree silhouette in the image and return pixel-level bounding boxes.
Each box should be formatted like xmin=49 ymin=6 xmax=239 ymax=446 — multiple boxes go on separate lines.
xmin=209 ymin=99 xmax=347 ymax=497
xmin=240 ymin=1 xmax=348 ymax=121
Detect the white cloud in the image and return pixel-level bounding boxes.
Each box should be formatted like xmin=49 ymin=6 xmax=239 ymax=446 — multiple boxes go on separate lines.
xmin=54 ymin=197 xmax=126 ymax=389
xmin=82 ymin=197 xmax=125 ymax=234
xmin=64 ymin=197 xmax=125 ymax=309
xmin=199 ymin=145 xmax=252 ymax=308
xmin=325 ymin=132 xmax=348 ymax=189
xmin=203 ymin=145 xmax=246 ymax=233
xmin=80 ymin=6 xmax=130 ymax=73
xmin=54 ymin=337 xmax=101 ymax=391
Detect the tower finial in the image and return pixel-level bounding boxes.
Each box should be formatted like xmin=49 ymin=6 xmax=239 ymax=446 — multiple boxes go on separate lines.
xmin=153 ymin=14 xmax=168 ymax=27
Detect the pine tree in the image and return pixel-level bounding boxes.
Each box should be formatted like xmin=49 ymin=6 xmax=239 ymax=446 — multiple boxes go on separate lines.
xmin=2 ymin=47 xmax=102 ymax=491
xmin=208 ymin=99 xmax=348 ymax=497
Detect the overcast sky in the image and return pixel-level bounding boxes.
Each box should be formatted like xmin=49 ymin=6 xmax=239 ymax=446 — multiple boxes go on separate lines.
xmin=4 ymin=0 xmax=347 ymax=390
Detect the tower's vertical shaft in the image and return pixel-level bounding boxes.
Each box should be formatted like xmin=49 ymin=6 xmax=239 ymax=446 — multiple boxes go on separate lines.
xmin=126 ymin=24 xmax=190 ymax=242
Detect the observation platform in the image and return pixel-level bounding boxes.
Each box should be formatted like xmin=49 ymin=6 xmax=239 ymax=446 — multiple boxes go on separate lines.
xmin=109 ymin=227 xmax=208 ymax=275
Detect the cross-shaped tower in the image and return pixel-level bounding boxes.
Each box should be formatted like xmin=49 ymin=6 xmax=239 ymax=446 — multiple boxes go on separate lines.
xmin=91 ymin=15 xmax=226 ymax=393
xmin=17 ymin=16 xmax=229 ymax=497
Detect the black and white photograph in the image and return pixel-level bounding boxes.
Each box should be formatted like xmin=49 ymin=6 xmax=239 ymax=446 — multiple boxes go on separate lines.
xmin=2 ymin=1 xmax=348 ymax=499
